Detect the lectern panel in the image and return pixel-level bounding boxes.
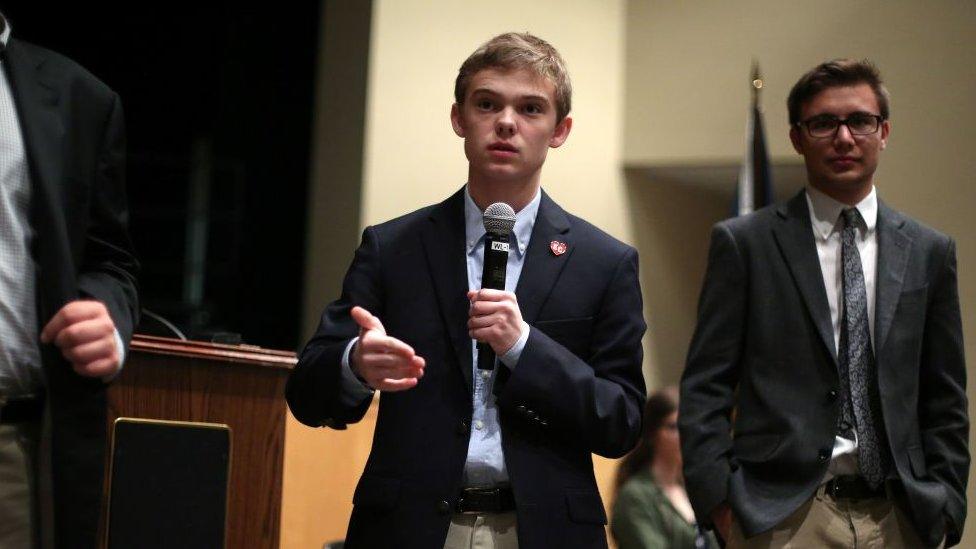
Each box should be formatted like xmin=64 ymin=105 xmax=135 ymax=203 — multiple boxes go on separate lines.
xmin=107 ymin=418 xmax=231 ymax=549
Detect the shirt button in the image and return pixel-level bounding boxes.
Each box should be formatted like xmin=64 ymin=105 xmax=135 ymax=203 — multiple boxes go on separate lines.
xmin=437 ymin=500 xmax=452 ymax=515
xmin=481 ymin=370 xmax=491 ymax=380
xmin=818 ymin=449 xmax=830 ymax=462
xmin=475 ymin=420 xmax=484 ymax=431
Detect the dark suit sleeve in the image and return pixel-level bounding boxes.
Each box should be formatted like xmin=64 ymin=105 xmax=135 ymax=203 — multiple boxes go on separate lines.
xmin=76 ymin=93 xmax=140 ymax=344
xmin=495 ymin=247 xmax=646 ymax=458
xmin=918 ymin=237 xmax=969 ymax=545
xmin=678 ymin=223 xmax=746 ymax=524
xmin=286 ymin=227 xmax=381 ymax=429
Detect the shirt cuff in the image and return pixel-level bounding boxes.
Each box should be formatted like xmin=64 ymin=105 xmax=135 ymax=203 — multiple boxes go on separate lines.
xmin=499 ymin=321 xmax=530 ymax=368
xmin=340 ymin=337 xmax=375 ymax=399
xmin=102 ymin=328 xmax=126 ymax=383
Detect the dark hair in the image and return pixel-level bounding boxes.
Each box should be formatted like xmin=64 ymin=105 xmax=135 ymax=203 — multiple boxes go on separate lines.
xmin=787 ymin=58 xmax=890 ymax=125
xmin=614 ymin=387 xmax=679 ymax=491
xmin=454 ymin=32 xmax=572 ymax=123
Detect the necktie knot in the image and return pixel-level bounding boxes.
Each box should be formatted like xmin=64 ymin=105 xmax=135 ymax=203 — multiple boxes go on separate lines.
xmin=841 ymin=207 xmax=863 ymax=229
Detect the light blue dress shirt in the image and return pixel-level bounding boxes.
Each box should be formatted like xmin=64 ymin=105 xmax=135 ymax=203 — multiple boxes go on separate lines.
xmin=461 ymin=186 xmax=537 ymax=487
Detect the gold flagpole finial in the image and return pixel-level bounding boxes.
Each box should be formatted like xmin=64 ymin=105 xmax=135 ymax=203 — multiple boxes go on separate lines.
xmin=751 ymin=59 xmax=763 ymax=108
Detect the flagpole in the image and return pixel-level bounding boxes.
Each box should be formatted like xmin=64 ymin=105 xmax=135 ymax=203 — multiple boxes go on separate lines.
xmin=751 ymin=59 xmax=763 ymax=104
xmin=750 ymin=61 xmax=765 ymax=213
xmin=737 ymin=60 xmax=773 ymax=217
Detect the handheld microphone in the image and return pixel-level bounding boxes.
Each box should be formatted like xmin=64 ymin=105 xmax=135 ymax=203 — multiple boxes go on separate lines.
xmin=477 ymin=202 xmax=516 ymax=370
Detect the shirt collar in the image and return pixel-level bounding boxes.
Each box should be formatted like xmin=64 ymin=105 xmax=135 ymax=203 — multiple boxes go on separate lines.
xmin=464 ymin=185 xmax=541 ymax=258
xmin=804 ymin=184 xmax=877 ymax=241
xmin=0 ymin=13 xmax=10 ymax=51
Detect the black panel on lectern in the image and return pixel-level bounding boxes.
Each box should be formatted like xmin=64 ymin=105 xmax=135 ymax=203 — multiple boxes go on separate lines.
xmin=108 ymin=419 xmax=231 ymax=549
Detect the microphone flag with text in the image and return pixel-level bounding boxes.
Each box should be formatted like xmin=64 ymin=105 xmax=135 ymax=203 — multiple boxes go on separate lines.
xmin=477 ymin=202 xmax=516 ymax=370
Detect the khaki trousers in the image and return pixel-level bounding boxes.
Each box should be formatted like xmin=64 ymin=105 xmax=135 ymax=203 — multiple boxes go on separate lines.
xmin=443 ymin=511 xmax=518 ymax=549
xmin=728 ymin=484 xmax=938 ymax=549
xmin=0 ymin=421 xmax=40 ymax=549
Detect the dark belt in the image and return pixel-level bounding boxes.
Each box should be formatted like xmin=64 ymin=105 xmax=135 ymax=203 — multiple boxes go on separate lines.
xmin=825 ymin=475 xmax=886 ymax=500
xmin=0 ymin=396 xmax=44 ymax=424
xmin=457 ymin=485 xmax=516 ymax=514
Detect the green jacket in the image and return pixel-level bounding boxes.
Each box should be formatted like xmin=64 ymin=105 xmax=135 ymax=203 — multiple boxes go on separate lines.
xmin=611 ymin=471 xmax=717 ymax=549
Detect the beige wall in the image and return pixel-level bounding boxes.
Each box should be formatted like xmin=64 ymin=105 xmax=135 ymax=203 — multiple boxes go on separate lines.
xmin=625 ymin=0 xmax=976 ymax=544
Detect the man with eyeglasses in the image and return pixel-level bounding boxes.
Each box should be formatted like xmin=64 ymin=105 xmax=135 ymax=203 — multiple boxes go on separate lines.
xmin=680 ymin=59 xmax=968 ymax=548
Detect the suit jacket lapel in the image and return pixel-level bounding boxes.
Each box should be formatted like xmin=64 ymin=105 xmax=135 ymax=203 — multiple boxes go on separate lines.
xmin=515 ymin=191 xmax=572 ymax=325
xmin=420 ymin=188 xmax=473 ymax=391
xmin=874 ymin=201 xmax=911 ymax=354
xmin=772 ymin=191 xmax=838 ymax=366
xmin=4 ymin=40 xmax=74 ymax=317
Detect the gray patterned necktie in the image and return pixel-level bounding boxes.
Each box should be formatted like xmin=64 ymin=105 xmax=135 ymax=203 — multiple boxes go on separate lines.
xmin=838 ymin=207 xmax=889 ymax=487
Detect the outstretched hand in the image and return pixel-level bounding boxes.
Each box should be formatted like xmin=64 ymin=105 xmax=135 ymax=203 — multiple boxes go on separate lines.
xmin=350 ymin=306 xmax=425 ymax=391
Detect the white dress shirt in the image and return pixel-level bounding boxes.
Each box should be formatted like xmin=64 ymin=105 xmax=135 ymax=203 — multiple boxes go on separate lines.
xmin=0 ymin=15 xmax=125 ymax=395
xmin=0 ymin=16 xmax=44 ymax=396
xmin=804 ymin=185 xmax=878 ymax=479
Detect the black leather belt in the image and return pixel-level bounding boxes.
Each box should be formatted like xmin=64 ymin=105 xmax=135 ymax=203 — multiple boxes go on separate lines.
xmin=0 ymin=396 xmax=44 ymax=424
xmin=457 ymin=485 xmax=516 ymax=514
xmin=825 ymin=476 xmax=886 ymax=500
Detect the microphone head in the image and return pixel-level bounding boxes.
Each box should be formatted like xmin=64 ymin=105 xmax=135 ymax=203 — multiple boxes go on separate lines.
xmin=482 ymin=202 xmax=516 ymax=235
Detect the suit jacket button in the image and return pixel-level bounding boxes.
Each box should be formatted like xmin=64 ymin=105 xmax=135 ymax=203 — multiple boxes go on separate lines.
xmin=516 ymin=405 xmax=527 ymax=416
xmin=526 ymin=410 xmax=538 ymax=420
xmin=827 ymin=390 xmax=838 ymax=401
xmin=437 ymin=500 xmax=452 ymax=515
xmin=458 ymin=420 xmax=470 ymax=435
xmin=818 ymin=449 xmax=830 ymax=462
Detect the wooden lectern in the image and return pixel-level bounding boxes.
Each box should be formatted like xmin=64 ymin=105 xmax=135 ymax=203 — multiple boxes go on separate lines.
xmin=104 ymin=334 xmax=296 ymax=549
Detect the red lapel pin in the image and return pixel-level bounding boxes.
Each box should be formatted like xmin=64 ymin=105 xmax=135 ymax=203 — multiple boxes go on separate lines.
xmin=550 ymin=240 xmax=567 ymax=256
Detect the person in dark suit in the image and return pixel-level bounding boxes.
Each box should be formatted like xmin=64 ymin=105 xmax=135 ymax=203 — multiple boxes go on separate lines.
xmin=679 ymin=58 xmax=968 ymax=548
xmin=0 ymin=14 xmax=139 ymax=549
xmin=287 ymin=32 xmax=646 ymax=548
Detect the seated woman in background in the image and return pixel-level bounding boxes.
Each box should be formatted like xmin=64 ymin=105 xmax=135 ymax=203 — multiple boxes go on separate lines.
xmin=611 ymin=388 xmax=717 ymax=549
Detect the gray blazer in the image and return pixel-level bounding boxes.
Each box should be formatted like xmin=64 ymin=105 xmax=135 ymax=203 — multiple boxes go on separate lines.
xmin=679 ymin=190 xmax=968 ymax=547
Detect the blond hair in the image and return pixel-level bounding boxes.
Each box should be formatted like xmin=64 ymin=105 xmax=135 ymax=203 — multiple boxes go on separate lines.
xmin=454 ymin=32 xmax=572 ymax=122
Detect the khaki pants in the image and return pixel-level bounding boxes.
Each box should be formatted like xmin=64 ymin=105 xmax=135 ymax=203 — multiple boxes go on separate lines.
xmin=443 ymin=511 xmax=518 ymax=549
xmin=728 ymin=483 xmax=937 ymax=549
xmin=0 ymin=421 xmax=40 ymax=549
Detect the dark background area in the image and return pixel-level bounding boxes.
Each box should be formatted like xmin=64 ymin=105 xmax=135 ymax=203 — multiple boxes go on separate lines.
xmin=4 ymin=3 xmax=321 ymax=350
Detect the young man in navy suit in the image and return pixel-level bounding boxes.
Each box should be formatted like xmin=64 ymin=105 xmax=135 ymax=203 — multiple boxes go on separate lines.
xmin=288 ymin=33 xmax=646 ymax=548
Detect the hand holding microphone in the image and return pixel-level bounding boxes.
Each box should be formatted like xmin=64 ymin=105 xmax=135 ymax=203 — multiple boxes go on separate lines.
xmin=471 ymin=203 xmax=519 ymax=370
xmin=468 ymin=288 xmax=524 ymax=357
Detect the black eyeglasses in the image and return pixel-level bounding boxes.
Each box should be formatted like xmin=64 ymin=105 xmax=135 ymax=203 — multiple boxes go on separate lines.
xmin=797 ymin=113 xmax=884 ymax=138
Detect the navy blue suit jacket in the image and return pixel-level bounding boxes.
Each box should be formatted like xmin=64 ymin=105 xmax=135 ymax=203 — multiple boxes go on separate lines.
xmin=287 ymin=188 xmax=646 ymax=548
